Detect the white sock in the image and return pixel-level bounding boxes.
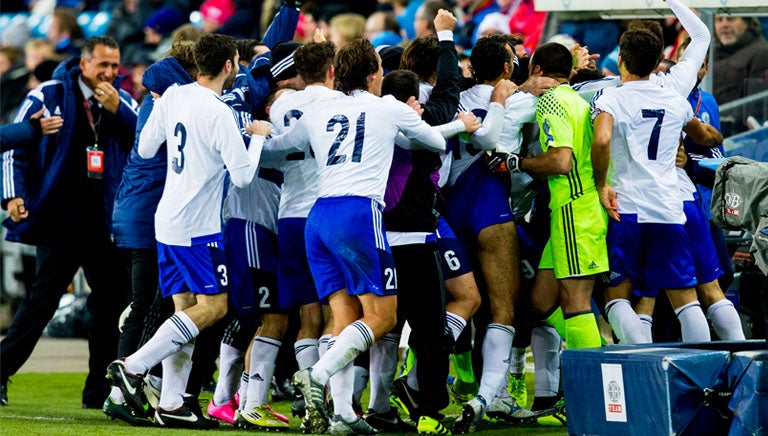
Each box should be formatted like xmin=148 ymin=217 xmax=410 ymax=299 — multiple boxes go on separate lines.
xmin=318 ymin=334 xmax=331 ymax=358
xmin=245 ymin=336 xmax=281 ymax=409
xmin=109 ymin=386 xmax=125 ymax=403
xmin=368 ymin=333 xmax=400 ymax=412
xmin=329 ymin=362 xmax=357 ymax=420
xmin=638 ymin=314 xmax=654 ymax=343
xmin=605 ymin=299 xmax=648 ymax=344
xmin=707 ymin=299 xmax=745 ymax=340
xmin=126 ymin=312 xmax=200 ymax=374
xmin=237 ymin=372 xmax=248 ymax=411
xmin=446 ymin=311 xmax=467 ymax=341
xmin=532 ymin=325 xmax=560 ymax=398
xmin=477 ymin=323 xmax=515 ymax=402
xmin=509 ymin=347 xmax=526 ymax=375
xmin=295 ymin=338 xmax=320 ymax=370
xmin=675 ymin=301 xmax=711 ymax=342
xmin=313 ymin=321 xmax=375 ymax=385
xmin=213 ymin=343 xmax=244 ymax=406
xmin=158 ymin=339 xmax=195 ymax=410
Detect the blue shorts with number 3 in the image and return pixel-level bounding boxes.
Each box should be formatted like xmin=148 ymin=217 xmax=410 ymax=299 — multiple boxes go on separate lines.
xmin=305 ymin=196 xmax=398 ymax=300
xmin=157 ymin=234 xmax=229 ymax=298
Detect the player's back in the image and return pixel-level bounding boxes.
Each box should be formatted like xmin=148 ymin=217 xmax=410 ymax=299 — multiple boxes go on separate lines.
xmin=449 ymin=84 xmax=493 ymax=185
xmin=269 ymin=85 xmax=340 ymax=219
xmin=302 ymin=91 xmax=436 ymax=205
xmin=536 ymin=85 xmax=596 ymax=210
xmin=593 ymin=80 xmax=693 ymax=223
xmin=153 ymin=83 xmax=241 ymax=245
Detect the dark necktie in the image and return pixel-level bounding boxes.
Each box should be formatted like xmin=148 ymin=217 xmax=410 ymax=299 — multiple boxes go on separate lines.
xmin=88 ymin=96 xmax=101 ymax=130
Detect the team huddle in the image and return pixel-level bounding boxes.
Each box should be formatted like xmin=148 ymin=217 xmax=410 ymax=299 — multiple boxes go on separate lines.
xmin=2 ymin=0 xmax=742 ymax=434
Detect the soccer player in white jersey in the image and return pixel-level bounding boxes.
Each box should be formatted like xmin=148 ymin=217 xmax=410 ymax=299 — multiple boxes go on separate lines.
xmin=442 ymin=35 xmax=541 ymax=433
xmin=591 ymin=28 xmax=723 ymax=343
xmin=221 ymin=154 xmax=287 ymax=430
xmin=106 ymin=34 xmax=271 ymax=428
xmin=265 ymin=40 xmax=342 ymax=429
xmin=573 ymin=0 xmax=710 ymax=103
xmin=267 ymin=38 xmax=444 ymax=434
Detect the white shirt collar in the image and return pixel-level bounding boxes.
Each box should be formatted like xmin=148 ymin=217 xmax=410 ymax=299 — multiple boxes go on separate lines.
xmin=78 ymin=76 xmax=95 ymax=101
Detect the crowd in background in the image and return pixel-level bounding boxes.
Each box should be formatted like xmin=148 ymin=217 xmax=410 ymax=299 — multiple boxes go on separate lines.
xmin=1 ymin=0 xmax=767 ymax=132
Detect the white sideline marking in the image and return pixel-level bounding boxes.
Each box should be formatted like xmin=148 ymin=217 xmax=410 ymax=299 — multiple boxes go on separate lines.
xmin=1 ymin=414 xmax=74 ymax=421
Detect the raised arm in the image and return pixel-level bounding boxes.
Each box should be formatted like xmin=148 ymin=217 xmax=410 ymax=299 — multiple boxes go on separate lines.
xmin=663 ymin=0 xmax=710 ymax=96
xmin=421 ymin=9 xmax=461 ymax=126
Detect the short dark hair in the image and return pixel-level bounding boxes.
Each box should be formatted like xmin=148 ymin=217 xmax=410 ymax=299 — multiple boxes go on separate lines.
xmin=295 ymin=41 xmax=336 ymax=84
xmin=627 ymin=20 xmax=663 ymax=49
xmin=194 ymin=33 xmax=237 ymax=78
xmin=530 ymin=42 xmax=572 ymax=80
xmin=334 ymin=38 xmax=379 ymax=95
xmin=382 ymin=70 xmax=419 ymax=103
xmin=81 ymin=36 xmax=119 ymax=58
xmin=619 ymin=28 xmax=664 ymax=77
xmin=236 ymin=39 xmax=264 ymax=63
xmin=470 ymin=35 xmax=511 ymax=83
xmin=400 ymin=36 xmax=438 ymax=83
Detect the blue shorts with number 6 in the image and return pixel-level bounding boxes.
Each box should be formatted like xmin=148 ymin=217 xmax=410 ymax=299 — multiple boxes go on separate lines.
xmin=158 ymin=234 xmax=229 ymax=298
xmin=427 ymin=217 xmax=473 ymax=279
xmin=223 ymin=218 xmax=281 ymax=316
xmin=305 ymin=196 xmax=398 ymax=300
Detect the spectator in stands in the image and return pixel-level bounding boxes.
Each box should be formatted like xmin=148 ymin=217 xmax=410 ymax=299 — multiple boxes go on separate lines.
xmin=107 ymin=0 xmax=157 ymax=65
xmin=0 ymin=36 xmax=137 ymax=409
xmin=329 ymin=13 xmax=366 ymax=50
xmin=0 ymin=46 xmax=28 ymax=124
xmin=1 ymin=20 xmax=31 ymax=50
xmin=23 ymin=39 xmax=56 ymax=73
xmin=500 ymin=0 xmax=546 ymax=53
xmin=366 ymin=11 xmax=403 ymax=47
xmin=200 ymin=0 xmax=236 ymax=34
xmin=27 ymin=59 xmax=59 ymax=90
xmin=713 ymin=15 xmax=768 ymax=132
xmin=144 ymin=6 xmax=186 ymax=61
xmin=414 ymin=0 xmax=450 ymax=38
xmin=0 ymin=47 xmax=20 ymax=76
xmin=47 ymin=8 xmax=85 ymax=58
xmin=476 ymin=12 xmax=511 ymax=39
xmin=455 ymin=0 xmax=500 ymax=47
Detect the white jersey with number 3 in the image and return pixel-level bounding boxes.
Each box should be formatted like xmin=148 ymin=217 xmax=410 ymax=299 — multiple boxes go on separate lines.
xmin=271 ymin=91 xmax=444 ymax=206
xmin=592 ymin=80 xmax=694 ymax=224
xmin=139 ymin=83 xmax=254 ymax=246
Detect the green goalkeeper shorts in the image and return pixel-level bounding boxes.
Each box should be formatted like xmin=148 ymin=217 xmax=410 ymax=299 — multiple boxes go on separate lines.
xmin=538 ymin=192 xmax=609 ymax=280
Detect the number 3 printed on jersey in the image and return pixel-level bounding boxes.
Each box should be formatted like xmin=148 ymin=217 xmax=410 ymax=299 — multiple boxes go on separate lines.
xmin=326 ymin=112 xmax=366 ymax=166
xmin=172 ymin=122 xmax=187 ymax=174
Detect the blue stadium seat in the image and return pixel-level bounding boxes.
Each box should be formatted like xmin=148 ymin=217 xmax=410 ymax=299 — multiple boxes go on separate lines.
xmin=79 ymin=11 xmax=112 ymax=38
xmin=28 ymin=14 xmax=51 ymax=39
xmin=0 ymin=12 xmax=30 ymax=40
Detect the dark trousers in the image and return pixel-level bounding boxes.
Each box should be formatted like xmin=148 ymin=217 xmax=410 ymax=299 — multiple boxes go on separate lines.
xmin=117 ymin=249 xmax=174 ymax=372
xmin=0 ymin=236 xmax=130 ymax=406
xmin=393 ymin=242 xmax=454 ymax=418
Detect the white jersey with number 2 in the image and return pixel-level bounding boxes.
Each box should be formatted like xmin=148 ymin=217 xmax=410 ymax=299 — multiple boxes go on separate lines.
xmin=269 ymin=91 xmax=444 ymax=206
